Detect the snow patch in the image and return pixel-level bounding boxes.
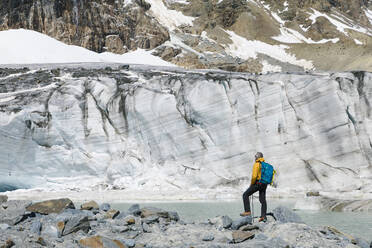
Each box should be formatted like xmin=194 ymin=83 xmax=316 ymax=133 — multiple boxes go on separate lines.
xmin=365 ymin=9 xmax=372 ymax=25
xmin=308 ymin=9 xmax=371 ymax=36
xmin=145 ymin=0 xmax=195 ymax=31
xmin=262 ymin=60 xmax=282 ymax=73
xmin=0 ymin=29 xmax=175 ymax=67
xmin=225 ymin=30 xmax=313 ymax=70
xmin=273 ymin=27 xmax=339 ymax=44
xmin=354 ymin=39 xmax=363 ymax=45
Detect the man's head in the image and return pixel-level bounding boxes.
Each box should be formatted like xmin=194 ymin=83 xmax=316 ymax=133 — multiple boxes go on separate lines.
xmin=255 ymin=152 xmax=263 ymax=160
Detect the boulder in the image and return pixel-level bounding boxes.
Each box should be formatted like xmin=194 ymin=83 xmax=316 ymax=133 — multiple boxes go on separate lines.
xmin=128 ymin=204 xmax=141 ymax=216
xmin=232 ymin=230 xmax=255 ymax=243
xmin=208 ymin=215 xmax=232 ymax=229
xmin=100 ymin=203 xmax=111 ymax=212
xmin=140 ymin=207 xmax=169 ymax=218
xmin=104 ymin=209 xmax=120 ymax=219
xmin=36 ymin=237 xmax=47 ymax=246
xmin=79 ymin=236 xmax=127 ymax=248
xmin=81 ymin=201 xmax=99 ymax=211
xmin=168 ymin=211 xmax=180 ymax=222
xmin=123 ymin=215 xmax=136 ymax=225
xmin=272 ymin=206 xmax=303 ymax=223
xmin=306 ymin=191 xmax=320 ymax=197
xmin=62 ymin=215 xmax=90 ymax=236
xmin=57 ymin=221 xmax=65 ymax=238
xmin=26 ymin=198 xmax=75 ymax=214
xmin=0 ymin=195 xmax=8 ymax=204
xmin=231 ymin=216 xmax=252 ymax=230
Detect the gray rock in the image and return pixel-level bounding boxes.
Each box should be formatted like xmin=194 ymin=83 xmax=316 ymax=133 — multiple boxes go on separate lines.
xmin=254 ymin=233 xmax=268 ymax=240
xmin=41 ymin=224 xmax=58 ymax=238
xmin=202 ymin=234 xmax=214 ymax=241
xmin=222 ymin=215 xmax=232 ymax=229
xmin=128 ymin=204 xmax=141 ymax=216
xmin=232 ymin=230 xmax=255 ymax=243
xmin=62 ymin=215 xmax=90 ymax=236
xmin=112 ymin=225 xmax=130 ymax=233
xmin=122 ymin=239 xmax=136 ymax=248
xmin=272 ymin=206 xmax=304 ymax=223
xmin=0 ymin=223 xmax=10 ymax=230
xmin=143 ymin=215 xmax=159 ymax=224
xmin=116 ymin=211 xmax=129 ymax=219
xmin=0 ymin=195 xmax=8 ymax=204
xmin=140 ymin=207 xmax=169 ymax=218
xmin=267 ymin=237 xmax=290 ymax=248
xmin=354 ymin=238 xmax=370 ymax=248
xmin=168 ymin=211 xmax=180 ymax=222
xmin=142 ymin=222 xmax=151 ymax=233
xmin=30 ymin=220 xmax=42 ymax=235
xmin=231 ymin=216 xmax=252 ymax=230
xmin=100 ymin=203 xmax=111 ymax=212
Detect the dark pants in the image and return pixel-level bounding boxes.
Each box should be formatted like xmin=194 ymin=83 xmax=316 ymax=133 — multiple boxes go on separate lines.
xmin=242 ymin=183 xmax=268 ymax=217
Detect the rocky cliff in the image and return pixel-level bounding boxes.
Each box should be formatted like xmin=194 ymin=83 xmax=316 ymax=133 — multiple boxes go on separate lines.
xmin=0 ymin=64 xmax=371 ymax=196
xmin=0 ymin=0 xmax=169 ymax=53
xmin=1 ymin=0 xmax=372 ymax=72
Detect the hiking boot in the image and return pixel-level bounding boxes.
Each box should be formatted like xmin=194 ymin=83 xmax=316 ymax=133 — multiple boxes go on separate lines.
xmin=239 ymin=211 xmax=251 ymax=217
xmin=258 ymin=216 xmax=267 ymax=222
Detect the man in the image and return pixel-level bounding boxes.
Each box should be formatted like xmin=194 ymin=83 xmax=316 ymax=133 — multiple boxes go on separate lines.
xmin=240 ymin=152 xmax=267 ymax=222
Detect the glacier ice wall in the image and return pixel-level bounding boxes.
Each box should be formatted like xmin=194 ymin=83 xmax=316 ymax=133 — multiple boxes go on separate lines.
xmin=0 ymin=66 xmax=371 ymax=194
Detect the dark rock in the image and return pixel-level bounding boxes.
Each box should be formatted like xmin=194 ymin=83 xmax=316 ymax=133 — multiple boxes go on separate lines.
xmin=26 ymin=198 xmax=75 ymax=214
xmin=81 ymin=200 xmax=99 ymax=210
xmin=232 ymin=231 xmax=255 ymax=243
xmin=100 ymin=203 xmax=111 ymax=212
xmin=306 ymin=191 xmax=320 ymax=197
xmin=13 ymin=211 xmax=35 ymax=225
xmin=231 ymin=216 xmax=252 ymax=230
xmin=0 ymin=195 xmax=8 ymax=204
xmin=143 ymin=215 xmax=159 ymax=224
xmin=30 ymin=220 xmax=42 ymax=235
xmin=62 ymin=215 xmax=90 ymax=236
xmin=272 ymin=206 xmax=304 ymax=223
xmin=202 ymin=234 xmax=214 ymax=241
xmin=128 ymin=204 xmax=141 ymax=216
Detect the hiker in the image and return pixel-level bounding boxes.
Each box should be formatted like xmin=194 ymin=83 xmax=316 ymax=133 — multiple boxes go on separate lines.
xmin=240 ymin=152 xmax=268 ymax=222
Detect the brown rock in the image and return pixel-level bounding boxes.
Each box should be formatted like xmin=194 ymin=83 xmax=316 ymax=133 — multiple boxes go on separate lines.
xmin=79 ymin=236 xmax=127 ymax=248
xmin=0 ymin=239 xmax=14 ymax=248
xmin=0 ymin=0 xmax=169 ymax=53
xmin=105 ymin=35 xmax=126 ymax=54
xmin=104 ymin=209 xmax=120 ymax=219
xmin=80 ymin=200 xmax=100 ymax=210
xmin=36 ymin=237 xmax=47 ymax=246
xmin=232 ymin=230 xmax=255 ymax=243
xmin=306 ymin=191 xmax=320 ymax=197
xmin=140 ymin=207 xmax=169 ymax=218
xmin=26 ymin=198 xmax=75 ymax=214
xmin=57 ymin=221 xmax=65 ymax=238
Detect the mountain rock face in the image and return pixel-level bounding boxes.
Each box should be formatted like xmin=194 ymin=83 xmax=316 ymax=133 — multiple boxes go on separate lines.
xmin=1 ymin=0 xmax=372 ymax=72
xmin=0 ymin=65 xmax=371 ymax=195
xmin=0 ymin=0 xmax=169 ymax=53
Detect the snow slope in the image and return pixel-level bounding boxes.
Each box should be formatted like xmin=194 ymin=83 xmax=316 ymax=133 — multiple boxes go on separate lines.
xmin=0 ymin=29 xmax=175 ymax=66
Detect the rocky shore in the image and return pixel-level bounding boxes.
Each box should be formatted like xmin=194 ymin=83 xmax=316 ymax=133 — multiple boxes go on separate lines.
xmin=0 ymin=195 xmax=370 ymax=248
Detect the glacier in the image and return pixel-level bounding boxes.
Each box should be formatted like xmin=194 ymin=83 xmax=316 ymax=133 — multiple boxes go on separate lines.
xmin=0 ymin=64 xmax=371 ymax=199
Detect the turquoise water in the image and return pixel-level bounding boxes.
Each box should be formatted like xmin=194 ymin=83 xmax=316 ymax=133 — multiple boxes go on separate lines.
xmin=108 ymin=199 xmax=372 ymax=242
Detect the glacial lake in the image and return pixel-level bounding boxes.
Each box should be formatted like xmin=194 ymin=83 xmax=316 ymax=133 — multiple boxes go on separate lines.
xmin=107 ymin=199 xmax=372 ymax=242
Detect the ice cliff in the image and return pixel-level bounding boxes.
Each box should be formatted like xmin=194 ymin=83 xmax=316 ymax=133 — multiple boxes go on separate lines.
xmin=0 ymin=65 xmax=371 ymax=196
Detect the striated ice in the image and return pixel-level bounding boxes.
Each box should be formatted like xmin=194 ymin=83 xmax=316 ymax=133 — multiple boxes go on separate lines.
xmin=0 ymin=66 xmax=371 ymax=199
